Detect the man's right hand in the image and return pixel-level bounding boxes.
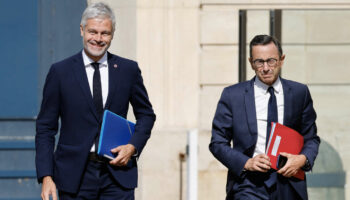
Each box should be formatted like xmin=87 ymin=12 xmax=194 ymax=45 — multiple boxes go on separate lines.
xmin=41 ymin=176 xmax=57 ymax=200
xmin=244 ymin=154 xmax=271 ymax=172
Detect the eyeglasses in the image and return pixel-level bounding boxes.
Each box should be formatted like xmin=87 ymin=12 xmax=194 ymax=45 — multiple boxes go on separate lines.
xmin=253 ymin=58 xmax=278 ymax=68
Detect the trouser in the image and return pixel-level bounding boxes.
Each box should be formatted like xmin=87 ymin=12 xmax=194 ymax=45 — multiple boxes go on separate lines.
xmin=232 ymin=171 xmax=303 ymax=200
xmin=59 ymin=160 xmax=134 ymax=200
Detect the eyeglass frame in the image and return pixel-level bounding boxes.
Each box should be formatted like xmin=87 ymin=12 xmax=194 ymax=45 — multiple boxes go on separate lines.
xmin=252 ymin=58 xmax=280 ymax=68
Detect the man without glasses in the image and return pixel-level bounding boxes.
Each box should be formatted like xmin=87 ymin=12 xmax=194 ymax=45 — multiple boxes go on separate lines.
xmin=36 ymin=2 xmax=156 ymax=199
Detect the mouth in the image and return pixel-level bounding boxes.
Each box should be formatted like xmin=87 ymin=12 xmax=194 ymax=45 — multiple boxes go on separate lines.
xmin=261 ymin=74 xmax=272 ymax=79
xmin=88 ymin=41 xmax=106 ymax=49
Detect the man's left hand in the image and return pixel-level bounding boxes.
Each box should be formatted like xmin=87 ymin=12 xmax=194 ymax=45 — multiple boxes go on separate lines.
xmin=277 ymin=152 xmax=306 ymax=177
xmin=109 ymin=144 xmax=136 ymax=166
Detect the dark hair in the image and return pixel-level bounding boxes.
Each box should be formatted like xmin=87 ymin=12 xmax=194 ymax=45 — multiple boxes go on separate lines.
xmin=249 ymin=35 xmax=283 ymax=58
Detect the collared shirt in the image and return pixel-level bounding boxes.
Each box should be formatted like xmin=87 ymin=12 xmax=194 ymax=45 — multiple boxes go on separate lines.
xmin=253 ymin=77 xmax=284 ymax=157
xmin=82 ymin=50 xmax=109 ymax=152
xmin=82 ymin=50 xmax=109 ymax=107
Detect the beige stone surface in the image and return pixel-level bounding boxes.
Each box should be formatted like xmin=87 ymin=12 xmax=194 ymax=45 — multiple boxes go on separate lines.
xmin=200 ymin=46 xmax=238 ymax=84
xmin=201 ymin=0 xmax=350 ymax=4
xmin=138 ymin=130 xmax=187 ymax=200
xmin=247 ymin=10 xmax=270 ymax=42
xmin=200 ymin=9 xmax=238 ymax=44
xmin=309 ymin=85 xmax=350 ymax=198
xmin=309 ymin=85 xmax=350 ymax=159
xmin=245 ymin=46 xmax=256 ymax=80
xmin=138 ymin=0 xmax=199 ymax=8
xmin=198 ymin=130 xmax=227 ymax=171
xmin=139 ymin=130 xmax=228 ymax=200
xmin=198 ymin=131 xmax=228 ymax=200
xmin=200 ymin=86 xmax=228 ymax=130
xmin=283 ymin=10 xmax=350 ymax=44
xmin=198 ymin=169 xmax=227 ymax=200
xmin=92 ymin=1 xmax=350 ymax=199
xmin=136 ymin=8 xmax=168 ymax=129
xmin=281 ymin=45 xmax=308 ymax=83
xmin=283 ymin=45 xmax=350 ymax=84
xmin=308 ymin=188 xmax=345 ymax=200
xmin=137 ymin=5 xmax=200 ymax=130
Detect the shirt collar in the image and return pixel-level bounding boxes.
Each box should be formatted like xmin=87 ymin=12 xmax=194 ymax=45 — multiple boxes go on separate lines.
xmin=254 ymin=76 xmax=282 ymax=94
xmin=82 ymin=50 xmax=108 ymax=67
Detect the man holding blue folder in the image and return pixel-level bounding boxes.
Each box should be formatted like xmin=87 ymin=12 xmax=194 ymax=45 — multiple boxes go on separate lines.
xmin=35 ymin=2 xmax=156 ymax=199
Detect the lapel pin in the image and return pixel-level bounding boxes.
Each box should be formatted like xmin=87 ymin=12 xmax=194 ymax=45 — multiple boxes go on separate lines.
xmin=114 ymin=64 xmax=118 ymax=68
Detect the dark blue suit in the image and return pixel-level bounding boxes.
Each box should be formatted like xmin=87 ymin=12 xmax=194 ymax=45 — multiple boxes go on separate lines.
xmin=35 ymin=51 xmax=156 ymax=194
xmin=209 ymin=77 xmax=320 ymax=200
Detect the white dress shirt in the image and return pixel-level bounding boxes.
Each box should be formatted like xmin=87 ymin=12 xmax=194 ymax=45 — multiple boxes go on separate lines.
xmin=253 ymin=77 xmax=284 ymax=157
xmin=82 ymin=50 xmax=109 ymax=152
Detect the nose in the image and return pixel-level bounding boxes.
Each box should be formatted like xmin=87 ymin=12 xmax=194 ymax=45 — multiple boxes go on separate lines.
xmin=262 ymin=62 xmax=270 ymax=71
xmin=93 ymin=33 xmax=102 ymax=41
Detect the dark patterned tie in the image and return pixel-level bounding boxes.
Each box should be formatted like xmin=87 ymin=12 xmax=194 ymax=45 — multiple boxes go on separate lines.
xmin=91 ymin=62 xmax=103 ymax=152
xmin=266 ymin=86 xmax=278 ymax=147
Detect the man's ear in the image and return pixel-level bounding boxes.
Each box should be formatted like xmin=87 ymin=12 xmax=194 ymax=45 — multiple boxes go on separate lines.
xmin=249 ymin=57 xmax=254 ymax=70
xmin=280 ymin=54 xmax=285 ymax=61
xmin=280 ymin=54 xmax=286 ymax=66
xmin=80 ymin=25 xmax=84 ymax=37
xmin=111 ymin=32 xmax=114 ymax=40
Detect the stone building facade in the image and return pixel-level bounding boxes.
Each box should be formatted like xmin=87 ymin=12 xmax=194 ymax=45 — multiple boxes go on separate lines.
xmin=90 ymin=0 xmax=350 ymax=199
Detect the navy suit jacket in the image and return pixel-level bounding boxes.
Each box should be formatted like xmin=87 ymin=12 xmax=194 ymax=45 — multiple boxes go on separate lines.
xmin=35 ymin=51 xmax=156 ymax=193
xmin=209 ymin=77 xmax=320 ymax=200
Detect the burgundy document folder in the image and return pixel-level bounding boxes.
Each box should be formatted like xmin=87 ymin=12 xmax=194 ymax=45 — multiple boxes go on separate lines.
xmin=266 ymin=122 xmax=305 ymax=180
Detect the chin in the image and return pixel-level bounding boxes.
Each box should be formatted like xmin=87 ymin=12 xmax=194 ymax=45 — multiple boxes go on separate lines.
xmin=86 ymin=48 xmax=106 ymax=57
xmin=261 ymin=78 xmax=274 ymax=85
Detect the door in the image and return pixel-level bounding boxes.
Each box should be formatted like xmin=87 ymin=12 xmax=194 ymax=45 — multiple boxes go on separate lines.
xmin=0 ymin=0 xmax=87 ymax=199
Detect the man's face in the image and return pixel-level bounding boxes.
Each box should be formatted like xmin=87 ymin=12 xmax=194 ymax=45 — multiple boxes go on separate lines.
xmin=249 ymin=42 xmax=285 ymax=86
xmin=80 ymin=17 xmax=114 ymax=61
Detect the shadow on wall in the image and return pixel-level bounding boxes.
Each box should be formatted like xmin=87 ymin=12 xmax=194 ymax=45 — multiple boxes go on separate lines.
xmin=307 ymin=139 xmax=346 ymax=200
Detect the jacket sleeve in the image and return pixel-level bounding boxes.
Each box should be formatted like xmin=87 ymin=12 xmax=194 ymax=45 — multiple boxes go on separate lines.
xmin=128 ymin=63 xmax=156 ymax=156
xmin=209 ymin=88 xmax=250 ymax=177
xmin=35 ymin=65 xmax=60 ymax=182
xmin=299 ymin=86 xmax=320 ymax=170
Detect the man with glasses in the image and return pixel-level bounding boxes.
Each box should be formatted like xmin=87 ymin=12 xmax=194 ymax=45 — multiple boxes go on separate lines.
xmin=209 ymin=34 xmax=320 ymax=200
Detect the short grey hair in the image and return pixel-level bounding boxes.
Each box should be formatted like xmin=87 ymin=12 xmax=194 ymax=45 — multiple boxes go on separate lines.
xmin=81 ymin=2 xmax=116 ymax=32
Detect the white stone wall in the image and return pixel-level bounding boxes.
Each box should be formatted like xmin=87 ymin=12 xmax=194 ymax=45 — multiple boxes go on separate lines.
xmin=90 ymin=0 xmax=350 ymax=199
xmin=282 ymin=9 xmax=350 ymax=200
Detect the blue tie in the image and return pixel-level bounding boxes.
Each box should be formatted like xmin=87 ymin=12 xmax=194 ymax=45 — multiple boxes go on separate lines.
xmin=265 ymin=86 xmax=278 ymax=188
xmin=266 ymin=86 xmax=278 ymax=147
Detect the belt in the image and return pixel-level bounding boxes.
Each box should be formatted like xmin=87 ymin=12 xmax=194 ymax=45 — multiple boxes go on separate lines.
xmin=88 ymin=152 xmax=109 ymax=163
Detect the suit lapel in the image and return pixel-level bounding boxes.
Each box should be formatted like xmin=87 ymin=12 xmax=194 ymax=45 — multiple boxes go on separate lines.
xmin=281 ymin=78 xmax=293 ymax=126
xmin=244 ymin=78 xmax=258 ymax=140
xmin=105 ymin=53 xmax=122 ymax=109
xmin=71 ymin=52 xmax=99 ymax=121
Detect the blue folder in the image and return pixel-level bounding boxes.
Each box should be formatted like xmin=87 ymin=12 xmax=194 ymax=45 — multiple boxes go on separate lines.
xmin=97 ymin=110 xmax=135 ymax=159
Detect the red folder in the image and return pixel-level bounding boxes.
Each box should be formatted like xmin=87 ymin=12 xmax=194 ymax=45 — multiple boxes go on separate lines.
xmin=266 ymin=122 xmax=305 ymax=180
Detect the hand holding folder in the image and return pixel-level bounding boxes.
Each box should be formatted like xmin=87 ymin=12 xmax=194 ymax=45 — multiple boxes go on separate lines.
xmin=266 ymin=122 xmax=305 ymax=180
xmin=97 ymin=110 xmax=135 ymax=159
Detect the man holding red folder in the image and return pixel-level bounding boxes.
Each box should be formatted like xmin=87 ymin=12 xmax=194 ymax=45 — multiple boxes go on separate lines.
xmin=210 ymin=35 xmax=320 ymax=200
